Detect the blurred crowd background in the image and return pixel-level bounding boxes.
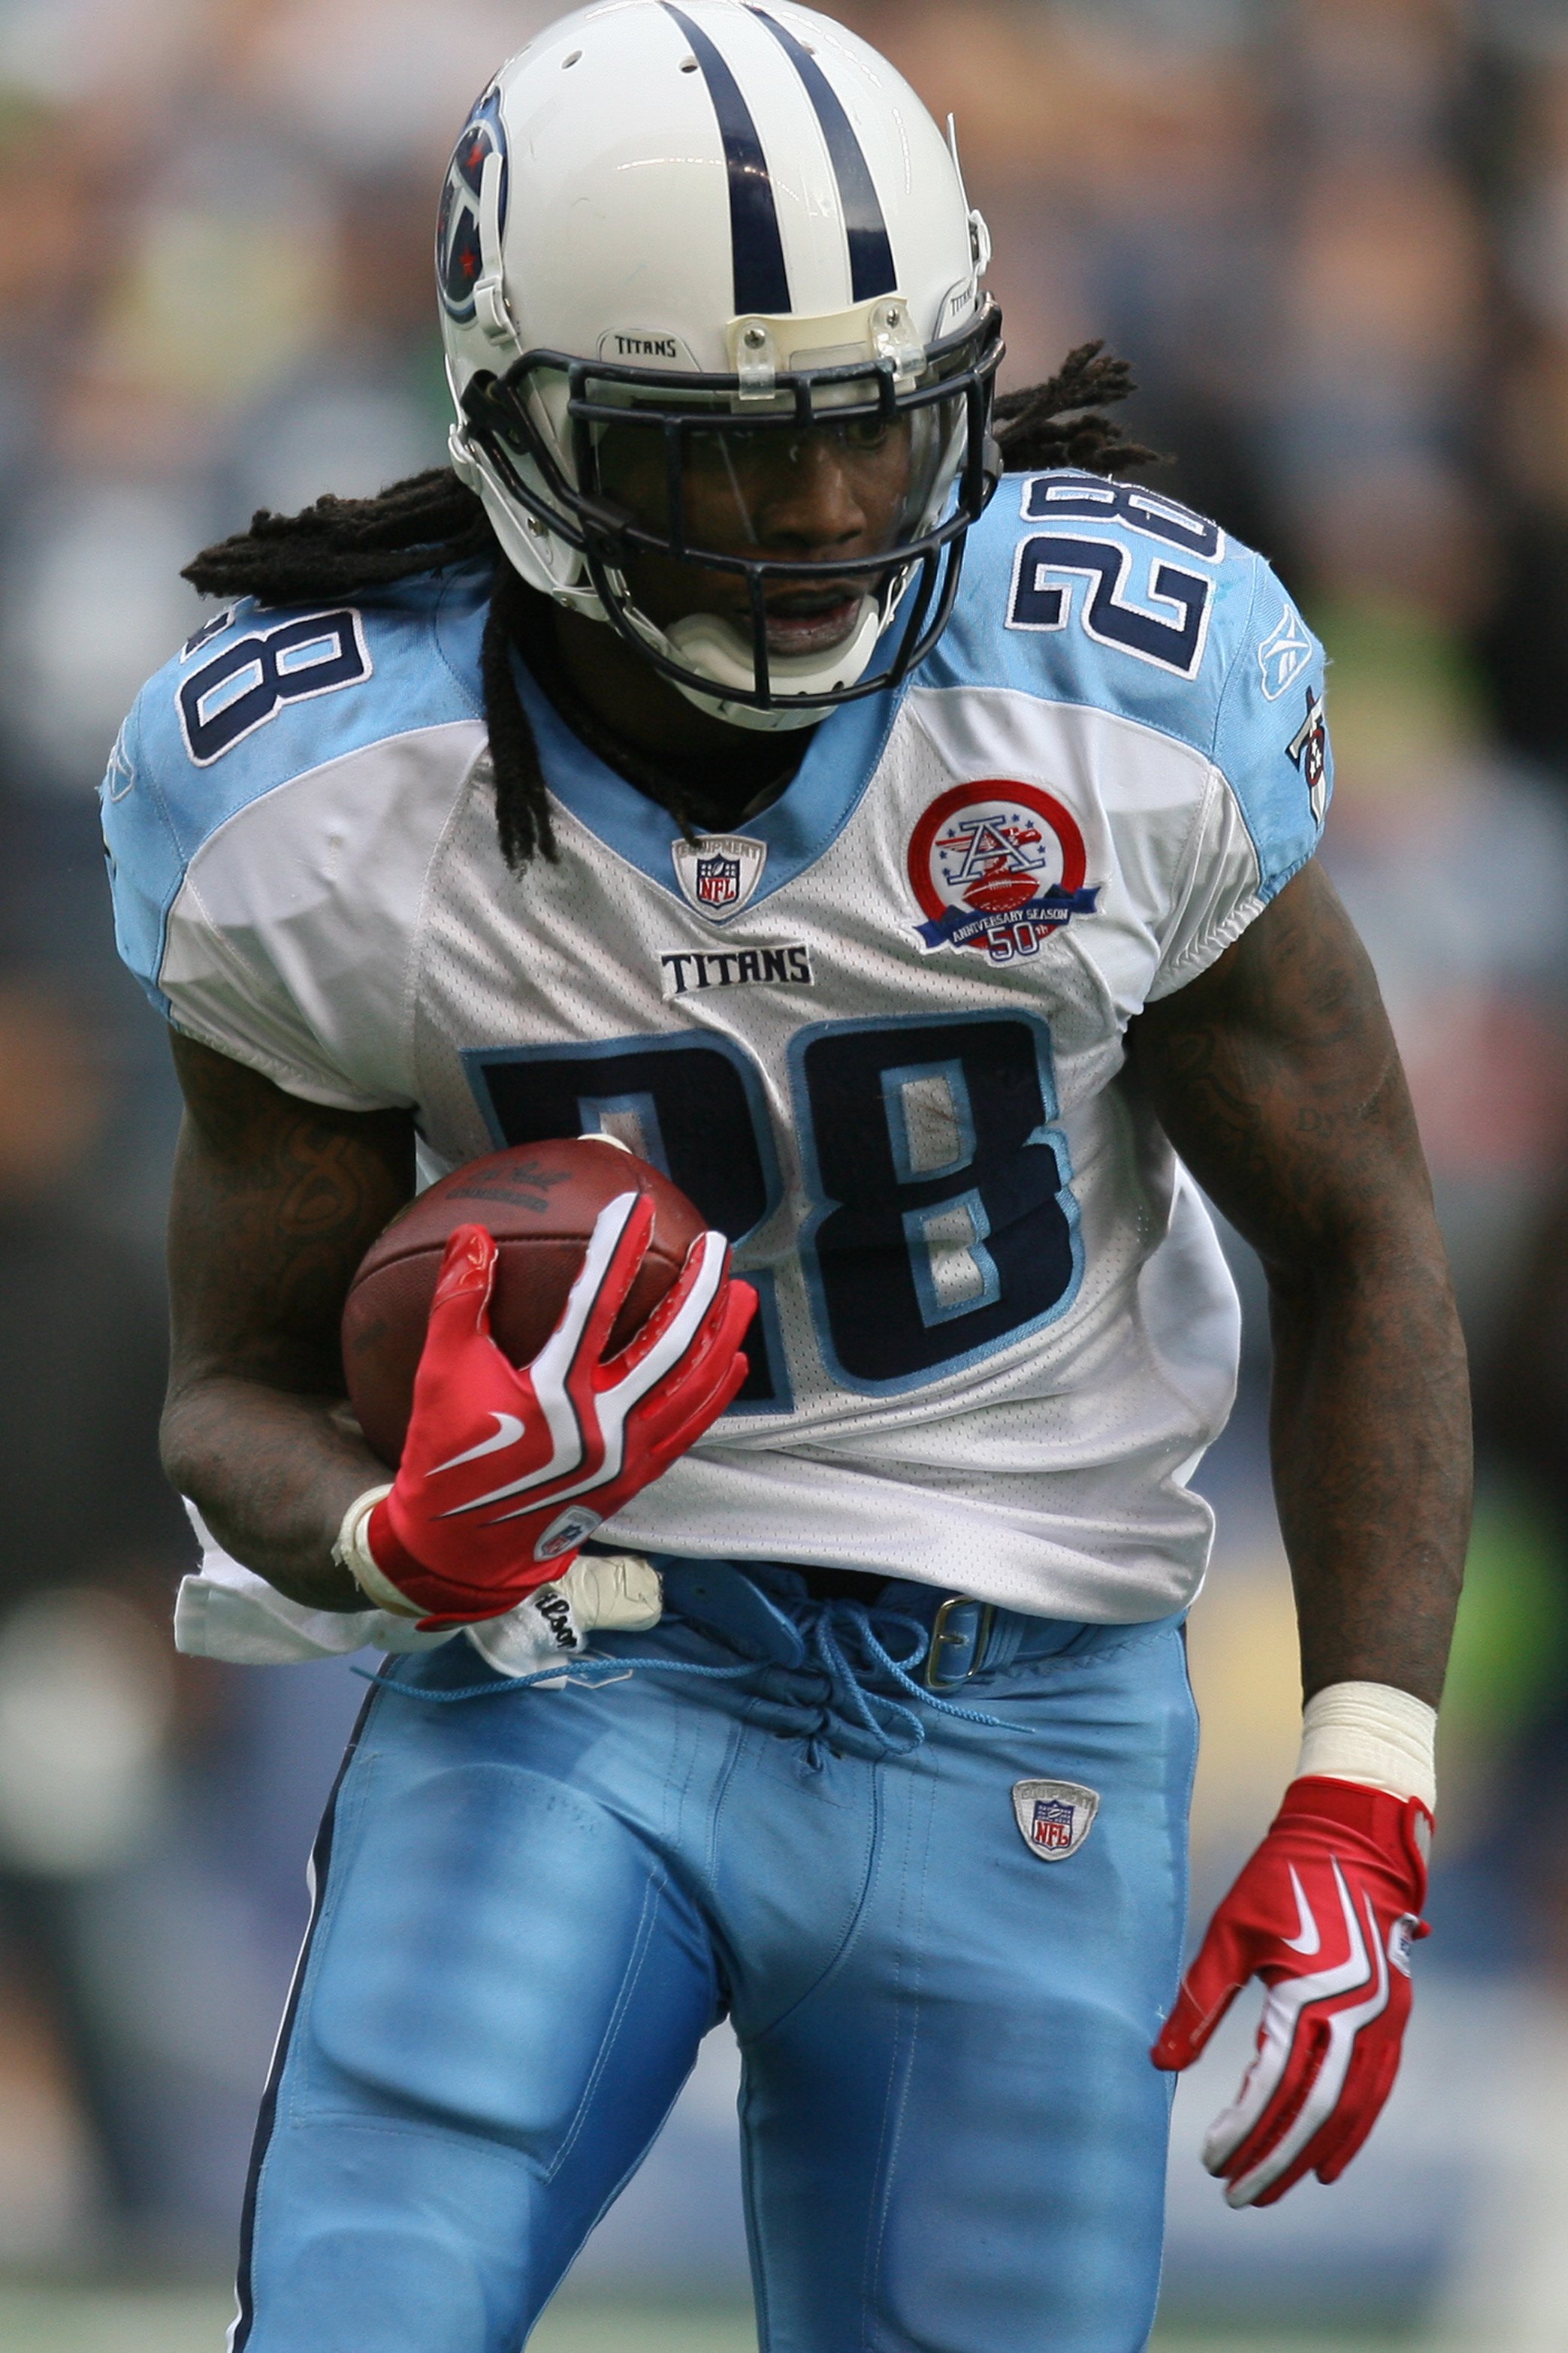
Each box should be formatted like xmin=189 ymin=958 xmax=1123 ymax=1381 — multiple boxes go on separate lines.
xmin=1 ymin=0 xmax=1567 ymax=2339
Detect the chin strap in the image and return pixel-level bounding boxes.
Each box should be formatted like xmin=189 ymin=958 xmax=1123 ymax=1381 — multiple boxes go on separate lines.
xmin=473 ymin=150 xmax=521 ymax=351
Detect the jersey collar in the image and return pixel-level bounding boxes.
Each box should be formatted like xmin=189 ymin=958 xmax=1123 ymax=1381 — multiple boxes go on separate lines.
xmin=507 ymin=639 xmax=906 ymax=919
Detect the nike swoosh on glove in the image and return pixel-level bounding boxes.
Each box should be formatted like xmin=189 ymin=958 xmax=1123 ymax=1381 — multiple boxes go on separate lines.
xmin=364 ymin=1194 xmax=755 ymax=1629
xmin=1151 ymin=1775 xmax=1431 ymax=2207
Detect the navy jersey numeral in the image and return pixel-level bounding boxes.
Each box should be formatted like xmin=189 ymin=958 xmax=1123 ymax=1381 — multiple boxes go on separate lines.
xmin=790 ymin=1014 xmax=1080 ymax=1392
xmin=1021 ymin=470 xmax=1225 ymax=560
xmin=464 ymin=1034 xmax=787 ymax=1409
xmin=177 ymin=611 xmax=370 ymax=765
xmin=467 ymin=1016 xmax=1082 ymax=1406
xmin=1008 ymin=533 xmax=1213 ymax=678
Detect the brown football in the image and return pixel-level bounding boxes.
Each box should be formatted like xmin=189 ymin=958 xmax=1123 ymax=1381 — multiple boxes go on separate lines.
xmin=341 ymin=1136 xmax=707 ymax=1468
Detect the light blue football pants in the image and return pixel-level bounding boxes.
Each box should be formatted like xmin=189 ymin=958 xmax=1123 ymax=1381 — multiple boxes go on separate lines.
xmin=233 ymin=1560 xmax=1197 ymax=2352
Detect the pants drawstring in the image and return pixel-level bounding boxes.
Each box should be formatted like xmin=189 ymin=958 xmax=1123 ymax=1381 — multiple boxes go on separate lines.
xmin=364 ymin=1592 xmax=1008 ymax=1760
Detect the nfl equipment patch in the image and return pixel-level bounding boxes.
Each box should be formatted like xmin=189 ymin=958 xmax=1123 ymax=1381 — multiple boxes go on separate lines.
xmin=671 ymin=834 xmax=768 ymax=918
xmin=1012 ymin=1778 xmax=1099 ymax=1860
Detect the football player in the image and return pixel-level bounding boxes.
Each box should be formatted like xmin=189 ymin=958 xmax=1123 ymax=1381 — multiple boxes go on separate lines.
xmin=101 ymin=5 xmax=1468 ymax=2347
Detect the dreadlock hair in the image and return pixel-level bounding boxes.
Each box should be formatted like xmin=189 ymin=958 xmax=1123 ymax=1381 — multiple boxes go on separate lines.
xmin=183 ymin=467 xmax=556 ymax=871
xmin=182 ymin=344 xmax=1159 ymax=873
xmin=992 ymin=340 xmax=1160 ymax=478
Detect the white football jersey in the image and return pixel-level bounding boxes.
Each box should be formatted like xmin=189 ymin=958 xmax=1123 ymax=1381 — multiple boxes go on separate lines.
xmin=104 ymin=470 xmax=1331 ymax=1623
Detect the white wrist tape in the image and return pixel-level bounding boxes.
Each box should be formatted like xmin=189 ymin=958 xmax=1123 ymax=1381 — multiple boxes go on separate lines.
xmin=1297 ymin=1681 xmax=1437 ymax=1813
xmin=330 ymin=1485 xmax=418 ymax=1617
xmin=559 ymin=1551 xmax=664 ymax=1631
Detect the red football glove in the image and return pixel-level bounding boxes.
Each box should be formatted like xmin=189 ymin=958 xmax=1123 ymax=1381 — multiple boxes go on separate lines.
xmin=364 ymin=1192 xmax=754 ymax=1628
xmin=1152 ymin=1775 xmax=1431 ymax=2208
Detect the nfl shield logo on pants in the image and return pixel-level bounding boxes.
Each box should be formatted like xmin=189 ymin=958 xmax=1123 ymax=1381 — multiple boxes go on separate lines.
xmin=1011 ymin=1778 xmax=1099 ymax=1861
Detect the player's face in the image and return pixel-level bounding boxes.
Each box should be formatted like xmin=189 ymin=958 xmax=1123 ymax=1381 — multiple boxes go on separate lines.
xmin=594 ymin=410 xmax=918 ymax=663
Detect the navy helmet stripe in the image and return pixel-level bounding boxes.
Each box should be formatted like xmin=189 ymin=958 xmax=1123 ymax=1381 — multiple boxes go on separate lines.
xmin=663 ymin=4 xmax=791 ymax=316
xmin=750 ymin=8 xmax=896 ymax=302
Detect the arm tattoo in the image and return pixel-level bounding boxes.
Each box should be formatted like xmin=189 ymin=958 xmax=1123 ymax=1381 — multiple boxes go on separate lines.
xmin=1128 ymin=862 xmax=1470 ymax=1708
xmin=162 ymin=1034 xmax=415 ymax=1609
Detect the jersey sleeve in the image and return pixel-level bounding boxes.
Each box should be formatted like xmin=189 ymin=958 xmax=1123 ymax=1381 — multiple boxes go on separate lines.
xmin=100 ymin=695 xmax=409 ymax=1113
xmin=100 ymin=574 xmax=490 ymax=1113
xmin=1146 ymin=552 xmax=1332 ymax=1001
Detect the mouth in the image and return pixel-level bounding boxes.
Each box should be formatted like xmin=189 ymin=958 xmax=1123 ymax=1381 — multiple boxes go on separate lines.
xmin=757 ymin=585 xmax=869 ymax=660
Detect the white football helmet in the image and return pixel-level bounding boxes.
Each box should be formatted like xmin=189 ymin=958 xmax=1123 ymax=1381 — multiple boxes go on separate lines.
xmin=437 ymin=0 xmax=1002 ymax=730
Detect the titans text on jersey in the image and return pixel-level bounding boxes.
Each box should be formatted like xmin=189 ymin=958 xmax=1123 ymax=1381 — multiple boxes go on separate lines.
xmin=104 ymin=470 xmax=1331 ymax=1624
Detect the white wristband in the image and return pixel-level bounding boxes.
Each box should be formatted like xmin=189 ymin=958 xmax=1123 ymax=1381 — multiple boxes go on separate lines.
xmin=1297 ymin=1680 xmax=1437 ymax=1813
xmin=330 ymin=1485 xmax=421 ymax=1617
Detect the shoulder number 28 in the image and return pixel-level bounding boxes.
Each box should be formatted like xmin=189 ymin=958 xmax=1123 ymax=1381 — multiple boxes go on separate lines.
xmin=1007 ymin=473 xmax=1225 ymax=681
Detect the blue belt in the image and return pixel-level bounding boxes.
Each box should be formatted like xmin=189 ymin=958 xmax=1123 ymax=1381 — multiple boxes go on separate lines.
xmin=373 ymin=1559 xmax=1111 ymax=1766
xmin=655 ymin=1560 xmax=1086 ymax=1693
xmin=640 ymin=1559 xmax=1013 ymax=1760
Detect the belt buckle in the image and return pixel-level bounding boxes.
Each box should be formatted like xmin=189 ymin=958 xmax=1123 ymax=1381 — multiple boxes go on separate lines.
xmin=923 ymin=1596 xmax=996 ymax=1691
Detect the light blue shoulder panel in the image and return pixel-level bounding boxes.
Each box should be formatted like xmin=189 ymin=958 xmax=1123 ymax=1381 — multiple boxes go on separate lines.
xmin=101 ymin=565 xmax=489 ymax=1013
xmin=927 ymin=470 xmax=1332 ymax=900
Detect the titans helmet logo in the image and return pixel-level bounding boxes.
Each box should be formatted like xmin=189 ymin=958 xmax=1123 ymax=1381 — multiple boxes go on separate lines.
xmin=437 ymin=88 xmax=507 ymax=323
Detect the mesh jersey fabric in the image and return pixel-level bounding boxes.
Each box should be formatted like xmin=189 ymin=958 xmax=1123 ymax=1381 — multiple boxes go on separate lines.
xmin=101 ymin=470 xmax=1331 ymax=1621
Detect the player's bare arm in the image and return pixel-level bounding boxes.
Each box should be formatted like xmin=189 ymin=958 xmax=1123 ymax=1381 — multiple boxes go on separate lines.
xmin=161 ymin=1031 xmax=414 ymax=1611
xmin=104 ymin=3 xmax=1462 ymax=2326
xmin=161 ymin=1031 xmax=753 ymax=1628
xmin=1128 ymin=857 xmax=1470 ymax=1708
